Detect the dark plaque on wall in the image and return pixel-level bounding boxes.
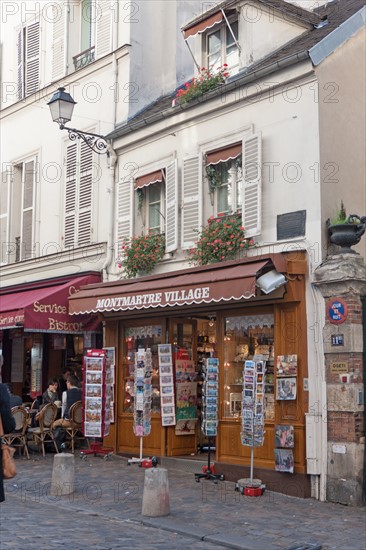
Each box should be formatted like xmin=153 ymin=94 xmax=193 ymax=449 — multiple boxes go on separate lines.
xmin=277 ymin=210 xmax=306 ymax=240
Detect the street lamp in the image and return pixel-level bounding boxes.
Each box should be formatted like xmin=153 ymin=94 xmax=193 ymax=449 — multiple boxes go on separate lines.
xmin=47 ymin=87 xmax=109 ymax=155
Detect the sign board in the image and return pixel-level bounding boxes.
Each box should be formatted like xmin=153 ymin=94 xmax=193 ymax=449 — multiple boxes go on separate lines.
xmin=330 ymin=362 xmax=348 ymax=374
xmin=326 ymin=298 xmax=348 ymax=324
xmin=331 ymin=334 xmax=344 ymax=346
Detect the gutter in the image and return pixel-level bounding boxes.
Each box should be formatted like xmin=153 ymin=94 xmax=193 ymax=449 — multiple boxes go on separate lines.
xmin=106 ymin=49 xmax=310 ymax=141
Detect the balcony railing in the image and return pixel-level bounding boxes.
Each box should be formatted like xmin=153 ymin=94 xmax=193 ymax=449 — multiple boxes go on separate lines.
xmin=73 ymin=46 xmax=95 ymax=71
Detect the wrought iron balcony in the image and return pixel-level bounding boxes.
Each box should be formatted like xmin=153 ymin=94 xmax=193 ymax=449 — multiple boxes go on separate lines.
xmin=73 ymin=46 xmax=95 ymax=71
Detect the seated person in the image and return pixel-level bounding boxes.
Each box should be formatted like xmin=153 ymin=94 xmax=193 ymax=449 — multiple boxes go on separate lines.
xmin=53 ymin=374 xmax=82 ymax=430
xmin=4 ymin=383 xmax=22 ymax=408
xmin=42 ymin=378 xmax=59 ymax=405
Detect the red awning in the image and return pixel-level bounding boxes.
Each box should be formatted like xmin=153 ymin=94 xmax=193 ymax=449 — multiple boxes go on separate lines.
xmin=0 ymin=275 xmax=101 ymax=333
xmin=68 ymin=257 xmax=285 ymax=315
xmin=206 ymin=143 xmax=242 ymax=166
xmin=134 ymin=170 xmax=164 ymax=190
xmin=183 ymin=11 xmax=223 ymax=39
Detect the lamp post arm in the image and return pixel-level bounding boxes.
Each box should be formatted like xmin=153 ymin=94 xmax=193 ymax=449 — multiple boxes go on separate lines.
xmin=59 ymin=124 xmax=109 ymax=155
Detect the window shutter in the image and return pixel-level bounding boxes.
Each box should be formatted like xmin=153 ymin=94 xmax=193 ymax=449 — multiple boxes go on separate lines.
xmin=181 ymin=155 xmax=202 ymax=250
xmin=25 ymin=21 xmax=40 ymax=96
xmin=95 ymin=0 xmax=111 ymax=58
xmin=21 ymin=160 xmax=35 ymax=260
xmin=77 ymin=142 xmax=93 ymax=246
xmin=0 ymin=170 xmax=9 ymax=262
xmin=17 ymin=30 xmax=24 ymax=100
xmin=165 ymin=159 xmax=178 ymax=253
xmin=117 ymin=174 xmax=133 ymax=250
xmin=242 ymin=132 xmax=262 ymax=237
xmin=52 ymin=4 xmax=66 ymax=80
xmin=65 ymin=143 xmax=77 ymax=247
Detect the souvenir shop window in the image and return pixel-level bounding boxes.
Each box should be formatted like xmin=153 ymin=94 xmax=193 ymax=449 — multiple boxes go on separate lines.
xmin=223 ymin=314 xmax=275 ymax=421
xmin=123 ymin=325 xmax=162 ymax=414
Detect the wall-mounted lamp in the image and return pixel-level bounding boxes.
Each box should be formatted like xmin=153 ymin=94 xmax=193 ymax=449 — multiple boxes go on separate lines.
xmin=47 ymin=87 xmax=109 ymax=155
xmin=256 ymin=269 xmax=287 ymax=295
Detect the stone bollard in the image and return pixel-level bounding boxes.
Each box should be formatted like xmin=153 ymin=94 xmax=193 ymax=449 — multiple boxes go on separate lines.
xmin=142 ymin=467 xmax=170 ymax=517
xmin=50 ymin=453 xmax=75 ymax=496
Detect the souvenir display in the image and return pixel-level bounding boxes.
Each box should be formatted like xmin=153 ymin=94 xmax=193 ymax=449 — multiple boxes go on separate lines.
xmin=201 ymin=358 xmax=219 ymax=437
xmin=83 ymin=349 xmax=112 ymax=438
xmin=276 ymin=377 xmax=297 ymax=400
xmin=158 ymin=344 xmax=176 ymax=427
xmin=276 ymin=354 xmax=298 ymax=377
xmin=103 ymin=347 xmax=115 ymax=424
xmin=133 ymin=348 xmax=152 ymax=436
xmin=274 ymin=448 xmax=294 ymax=473
xmin=275 ymin=424 xmax=294 ymax=448
xmin=240 ymin=360 xmax=266 ymax=448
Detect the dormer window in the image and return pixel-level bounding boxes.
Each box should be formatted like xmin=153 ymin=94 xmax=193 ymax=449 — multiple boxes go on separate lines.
xmin=207 ymin=20 xmax=239 ymax=74
xmin=182 ymin=8 xmax=240 ymax=76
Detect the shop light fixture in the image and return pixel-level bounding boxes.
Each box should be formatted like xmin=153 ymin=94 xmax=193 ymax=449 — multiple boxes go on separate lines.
xmin=47 ymin=87 xmax=110 ymax=155
xmin=256 ymin=269 xmax=286 ymax=294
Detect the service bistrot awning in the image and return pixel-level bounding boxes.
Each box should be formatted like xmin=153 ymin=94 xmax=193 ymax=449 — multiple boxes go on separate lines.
xmin=68 ymin=256 xmax=287 ymax=315
xmin=0 ymin=274 xmax=101 ymax=333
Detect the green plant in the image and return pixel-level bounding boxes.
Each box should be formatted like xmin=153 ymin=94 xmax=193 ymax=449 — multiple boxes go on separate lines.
xmin=175 ymin=65 xmax=229 ymax=104
xmin=118 ymin=231 xmax=165 ymax=278
xmin=188 ymin=215 xmax=254 ymax=266
xmin=136 ymin=188 xmax=144 ymax=212
xmin=206 ymin=157 xmax=242 ymax=192
xmin=329 ymin=201 xmax=361 ymax=225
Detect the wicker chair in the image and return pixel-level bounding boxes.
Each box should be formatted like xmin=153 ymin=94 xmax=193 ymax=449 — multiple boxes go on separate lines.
xmin=63 ymin=401 xmax=88 ymax=453
xmin=2 ymin=406 xmax=30 ymax=459
xmin=28 ymin=403 xmax=59 ymax=456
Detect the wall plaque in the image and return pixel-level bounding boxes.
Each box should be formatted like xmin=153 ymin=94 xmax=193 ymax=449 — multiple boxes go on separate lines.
xmin=330 ymin=362 xmax=348 ymax=374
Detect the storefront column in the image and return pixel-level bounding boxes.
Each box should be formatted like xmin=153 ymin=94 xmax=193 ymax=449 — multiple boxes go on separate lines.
xmin=313 ymin=253 xmax=366 ymax=506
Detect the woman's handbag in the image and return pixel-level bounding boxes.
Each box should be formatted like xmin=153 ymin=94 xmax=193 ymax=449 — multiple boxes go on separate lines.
xmin=0 ymin=415 xmax=17 ymax=479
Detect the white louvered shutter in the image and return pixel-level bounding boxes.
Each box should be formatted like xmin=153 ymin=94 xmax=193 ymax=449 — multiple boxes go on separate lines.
xmin=95 ymin=0 xmax=111 ymax=58
xmin=21 ymin=160 xmax=35 ymax=260
xmin=25 ymin=21 xmax=40 ymax=96
xmin=52 ymin=3 xmax=66 ymax=80
xmin=242 ymin=133 xmax=262 ymax=237
xmin=0 ymin=170 xmax=9 ymax=262
xmin=77 ymin=142 xmax=93 ymax=246
xmin=165 ymin=159 xmax=178 ymax=253
xmin=65 ymin=143 xmax=77 ymax=247
xmin=181 ymin=155 xmax=202 ymax=249
xmin=17 ymin=30 xmax=24 ymax=100
xmin=117 ymin=174 xmax=133 ymax=251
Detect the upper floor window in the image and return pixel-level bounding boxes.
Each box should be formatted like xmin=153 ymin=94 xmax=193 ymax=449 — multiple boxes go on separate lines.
xmin=135 ymin=170 xmax=166 ymax=234
xmin=207 ymin=20 xmax=239 ymax=74
xmin=64 ymin=141 xmax=94 ymax=248
xmin=206 ymin=143 xmax=242 ymax=216
xmin=0 ymin=158 xmax=37 ymax=264
xmin=17 ymin=21 xmax=40 ymax=99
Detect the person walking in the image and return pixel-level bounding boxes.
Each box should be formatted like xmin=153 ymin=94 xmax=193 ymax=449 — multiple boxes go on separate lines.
xmin=0 ymin=383 xmax=16 ymax=502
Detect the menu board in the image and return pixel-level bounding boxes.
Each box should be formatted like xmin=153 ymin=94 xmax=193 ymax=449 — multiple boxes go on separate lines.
xmin=158 ymin=344 xmax=176 ymax=427
xmin=241 ymin=360 xmax=266 ymax=447
xmin=201 ymin=357 xmax=219 ymax=437
xmin=133 ymin=348 xmax=152 ymax=436
xmin=83 ymin=349 xmax=111 ymax=438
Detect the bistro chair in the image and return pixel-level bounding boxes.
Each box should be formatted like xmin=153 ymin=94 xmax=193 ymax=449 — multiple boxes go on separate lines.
xmin=28 ymin=403 xmax=59 ymax=456
xmin=63 ymin=401 xmax=88 ymax=453
xmin=2 ymin=406 xmax=30 ymax=459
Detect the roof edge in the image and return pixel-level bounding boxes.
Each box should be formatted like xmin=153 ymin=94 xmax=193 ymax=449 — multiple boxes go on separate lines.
xmin=309 ymin=5 xmax=366 ymax=65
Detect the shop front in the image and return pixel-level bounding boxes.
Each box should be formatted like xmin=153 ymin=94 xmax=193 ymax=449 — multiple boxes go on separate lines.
xmin=69 ymin=254 xmax=310 ymax=496
xmin=0 ymin=273 xmax=102 ymax=401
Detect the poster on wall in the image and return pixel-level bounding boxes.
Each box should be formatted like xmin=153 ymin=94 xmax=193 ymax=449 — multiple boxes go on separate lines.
xmin=276 ymin=355 xmax=298 ymax=377
xmin=274 ymin=448 xmax=294 ymax=473
xmin=276 ymin=377 xmax=297 ymax=400
xmin=274 ymin=425 xmax=294 ymax=448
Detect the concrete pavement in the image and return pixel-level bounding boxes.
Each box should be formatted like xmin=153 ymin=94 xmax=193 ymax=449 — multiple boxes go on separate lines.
xmin=0 ymin=452 xmax=365 ymax=550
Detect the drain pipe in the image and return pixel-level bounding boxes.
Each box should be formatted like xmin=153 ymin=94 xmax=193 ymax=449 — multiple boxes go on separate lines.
xmin=102 ymin=144 xmax=117 ymax=281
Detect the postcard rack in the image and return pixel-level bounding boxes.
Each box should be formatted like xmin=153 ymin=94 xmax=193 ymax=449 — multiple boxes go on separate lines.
xmin=195 ymin=358 xmax=223 ymax=482
xmin=128 ymin=348 xmax=152 ymax=465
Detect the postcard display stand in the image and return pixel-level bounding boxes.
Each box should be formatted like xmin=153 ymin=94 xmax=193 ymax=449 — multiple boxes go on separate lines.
xmin=237 ymin=360 xmax=266 ymax=494
xmin=81 ymin=349 xmax=113 ymax=459
xmin=195 ymin=358 xmax=224 ymax=482
xmin=128 ymin=348 xmax=152 ymax=465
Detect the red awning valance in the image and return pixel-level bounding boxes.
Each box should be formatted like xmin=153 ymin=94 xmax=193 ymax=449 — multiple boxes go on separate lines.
xmin=183 ymin=11 xmax=223 ymax=39
xmin=134 ymin=170 xmax=164 ymax=190
xmin=0 ymin=275 xmax=101 ymax=333
xmin=206 ymin=143 xmax=242 ymax=166
xmin=68 ymin=257 xmax=286 ymax=315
